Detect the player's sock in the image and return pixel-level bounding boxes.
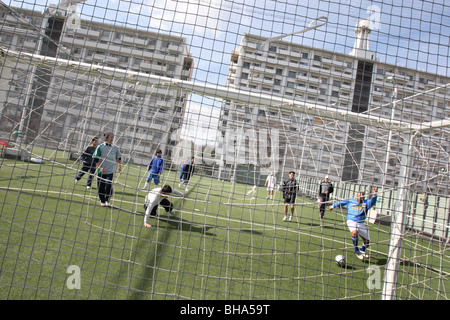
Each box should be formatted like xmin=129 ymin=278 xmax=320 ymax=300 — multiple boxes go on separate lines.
xmin=352 ymin=236 xmax=359 ymax=252
xmin=361 ymin=242 xmax=369 ymax=252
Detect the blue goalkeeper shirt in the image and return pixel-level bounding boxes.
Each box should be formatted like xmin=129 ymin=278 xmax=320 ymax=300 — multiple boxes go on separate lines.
xmin=331 ymin=196 xmax=377 ymax=222
xmin=147 ymin=155 xmax=164 ymax=174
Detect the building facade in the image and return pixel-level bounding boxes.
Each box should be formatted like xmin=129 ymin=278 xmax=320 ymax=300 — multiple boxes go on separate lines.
xmin=217 ymin=23 xmax=449 ymax=195
xmin=0 ymin=6 xmax=193 ymax=165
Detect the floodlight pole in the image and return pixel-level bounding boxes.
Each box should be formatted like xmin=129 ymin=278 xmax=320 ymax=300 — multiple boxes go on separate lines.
xmin=381 ymin=131 xmax=417 ymax=300
xmin=260 ymin=16 xmax=328 ymax=46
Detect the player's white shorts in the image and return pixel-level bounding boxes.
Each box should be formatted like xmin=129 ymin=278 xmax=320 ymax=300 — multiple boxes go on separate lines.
xmin=266 ymin=186 xmax=275 ymax=191
xmin=346 ymin=220 xmax=370 ymax=240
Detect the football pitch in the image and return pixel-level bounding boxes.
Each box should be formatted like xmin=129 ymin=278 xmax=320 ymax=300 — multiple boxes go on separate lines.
xmin=0 ymin=157 xmax=448 ymax=300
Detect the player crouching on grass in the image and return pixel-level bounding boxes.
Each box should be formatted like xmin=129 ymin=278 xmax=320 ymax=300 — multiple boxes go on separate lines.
xmin=143 ymin=185 xmax=184 ymax=228
xmin=329 ymin=187 xmax=377 ymax=260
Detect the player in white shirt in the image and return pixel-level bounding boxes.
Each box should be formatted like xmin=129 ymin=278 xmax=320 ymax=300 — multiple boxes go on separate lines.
xmin=264 ymin=172 xmax=277 ymax=200
xmin=143 ymin=185 xmax=184 ymax=228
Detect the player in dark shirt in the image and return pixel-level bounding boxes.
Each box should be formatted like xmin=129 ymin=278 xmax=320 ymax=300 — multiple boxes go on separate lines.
xmin=179 ymin=157 xmax=195 ymax=191
xmin=318 ymin=175 xmax=334 ymax=219
xmin=282 ymin=171 xmax=299 ymax=222
xmin=75 ymin=137 xmax=98 ymax=189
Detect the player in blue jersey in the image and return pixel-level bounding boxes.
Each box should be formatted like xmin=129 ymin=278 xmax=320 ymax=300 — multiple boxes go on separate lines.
xmin=142 ymin=149 xmax=164 ymax=190
xmin=329 ymin=187 xmax=377 ymax=259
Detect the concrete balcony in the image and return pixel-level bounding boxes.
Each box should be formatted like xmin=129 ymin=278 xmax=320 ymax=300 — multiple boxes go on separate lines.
xmin=139 ymin=61 xmax=167 ymax=73
xmin=74 ymin=28 xmax=100 ymax=38
xmin=122 ymin=35 xmax=147 ymax=46
xmin=105 ymin=55 xmax=119 ymax=63
xmin=92 ymin=53 xmax=107 ymax=62
xmin=168 ymin=44 xmax=183 ymax=53
xmin=297 ymin=74 xmax=320 ymax=83
xmin=278 ymin=48 xmax=290 ymax=56
xmin=23 ymin=40 xmax=38 ymax=50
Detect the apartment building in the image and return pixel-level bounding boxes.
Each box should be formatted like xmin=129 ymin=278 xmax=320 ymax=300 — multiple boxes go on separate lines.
xmin=0 ymin=6 xmax=193 ymax=165
xmin=217 ymin=21 xmax=449 ymax=195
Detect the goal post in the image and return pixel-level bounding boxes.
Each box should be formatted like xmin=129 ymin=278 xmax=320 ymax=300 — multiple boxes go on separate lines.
xmin=2 ymin=47 xmax=421 ymax=132
xmin=381 ymin=131 xmax=415 ymax=300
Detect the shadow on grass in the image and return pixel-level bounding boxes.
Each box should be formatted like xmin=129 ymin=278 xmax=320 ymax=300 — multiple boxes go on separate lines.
xmin=362 ymin=257 xmax=387 ymax=266
xmin=109 ymin=201 xmax=217 ymax=299
xmin=241 ymin=229 xmax=263 ymax=235
xmin=144 ymin=213 xmax=217 ymax=237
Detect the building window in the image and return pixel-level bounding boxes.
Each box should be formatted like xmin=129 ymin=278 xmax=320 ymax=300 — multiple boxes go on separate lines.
xmin=333 ymin=80 xmax=341 ymax=87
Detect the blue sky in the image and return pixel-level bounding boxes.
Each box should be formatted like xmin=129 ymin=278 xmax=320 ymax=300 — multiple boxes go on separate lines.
xmin=6 ymin=0 xmax=450 ymax=144
xmin=10 ymin=1 xmax=449 ymax=77
xmin=68 ymin=0 xmax=449 ymax=77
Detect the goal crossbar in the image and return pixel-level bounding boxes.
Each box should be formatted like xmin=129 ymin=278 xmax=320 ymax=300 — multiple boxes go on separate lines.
xmin=3 ymin=47 xmax=450 ymax=133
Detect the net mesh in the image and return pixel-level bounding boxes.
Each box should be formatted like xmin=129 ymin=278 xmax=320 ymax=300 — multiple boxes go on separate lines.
xmin=0 ymin=0 xmax=449 ymax=301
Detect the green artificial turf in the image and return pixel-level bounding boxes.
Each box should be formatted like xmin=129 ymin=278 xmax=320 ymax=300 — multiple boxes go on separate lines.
xmin=0 ymin=158 xmax=448 ymax=300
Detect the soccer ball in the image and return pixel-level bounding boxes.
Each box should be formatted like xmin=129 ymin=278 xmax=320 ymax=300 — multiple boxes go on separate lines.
xmin=335 ymin=254 xmax=346 ymax=267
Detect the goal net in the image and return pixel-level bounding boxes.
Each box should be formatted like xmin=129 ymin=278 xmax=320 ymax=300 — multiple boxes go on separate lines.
xmin=0 ymin=0 xmax=449 ymax=301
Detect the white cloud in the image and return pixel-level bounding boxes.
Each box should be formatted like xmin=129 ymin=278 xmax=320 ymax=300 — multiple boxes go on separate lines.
xmin=131 ymin=0 xmax=237 ymax=38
